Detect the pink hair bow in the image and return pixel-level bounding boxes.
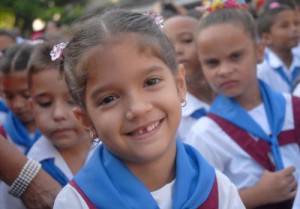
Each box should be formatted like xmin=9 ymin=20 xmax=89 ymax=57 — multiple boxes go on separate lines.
xmin=50 ymin=42 xmax=68 ymax=61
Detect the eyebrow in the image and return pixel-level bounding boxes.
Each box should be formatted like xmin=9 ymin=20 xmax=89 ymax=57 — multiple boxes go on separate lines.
xmin=90 ymin=65 xmax=165 ymax=100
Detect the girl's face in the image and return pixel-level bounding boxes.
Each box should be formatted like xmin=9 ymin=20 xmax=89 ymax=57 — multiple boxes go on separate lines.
xmin=2 ymin=71 xmax=34 ymax=124
xmin=197 ymin=23 xmax=264 ymax=102
xmin=30 ymin=69 xmax=90 ymax=149
xmin=75 ymin=34 xmax=186 ymax=166
xmin=264 ymin=10 xmax=300 ymax=50
xmin=163 ymin=17 xmax=202 ymax=84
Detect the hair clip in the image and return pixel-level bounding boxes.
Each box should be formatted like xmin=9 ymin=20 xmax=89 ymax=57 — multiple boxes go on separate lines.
xmin=269 ymin=2 xmax=280 ymax=9
xmin=50 ymin=42 xmax=68 ymax=61
xmin=204 ymin=0 xmax=248 ymax=15
xmin=144 ymin=10 xmax=164 ymax=29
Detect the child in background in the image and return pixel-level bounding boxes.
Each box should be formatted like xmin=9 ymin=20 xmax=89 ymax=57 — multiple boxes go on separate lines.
xmin=257 ymin=1 xmax=300 ymax=93
xmin=186 ymin=1 xmax=300 ymax=208
xmin=0 ymin=42 xmax=96 ymax=209
xmin=53 ymin=9 xmax=245 ymax=209
xmin=163 ymin=15 xmax=215 ymax=141
xmin=0 ymin=43 xmax=41 ymax=153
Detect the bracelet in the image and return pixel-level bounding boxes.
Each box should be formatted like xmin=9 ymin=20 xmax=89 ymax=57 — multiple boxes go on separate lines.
xmin=8 ymin=158 xmax=41 ymax=198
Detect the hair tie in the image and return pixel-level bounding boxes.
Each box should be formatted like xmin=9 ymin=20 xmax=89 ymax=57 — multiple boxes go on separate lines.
xmin=144 ymin=11 xmax=164 ymax=29
xmin=50 ymin=42 xmax=68 ymax=61
xmin=269 ymin=2 xmax=280 ymax=9
xmin=204 ymin=0 xmax=248 ymax=16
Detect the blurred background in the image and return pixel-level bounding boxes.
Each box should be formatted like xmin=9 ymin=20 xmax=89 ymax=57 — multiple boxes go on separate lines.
xmin=0 ymin=0 xmax=200 ymax=40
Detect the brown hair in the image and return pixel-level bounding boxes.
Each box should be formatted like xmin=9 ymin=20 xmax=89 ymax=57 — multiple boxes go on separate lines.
xmin=27 ymin=42 xmax=62 ymax=90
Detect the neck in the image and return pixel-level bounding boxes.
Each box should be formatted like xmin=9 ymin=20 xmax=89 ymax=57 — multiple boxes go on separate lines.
xmin=25 ymin=121 xmax=36 ymax=133
xmin=124 ymin=141 xmax=176 ymax=192
xmin=270 ymin=47 xmax=293 ymax=68
xmin=235 ymin=80 xmax=262 ymax=110
xmin=58 ymin=138 xmax=92 ymax=174
xmin=187 ymin=82 xmax=216 ymax=104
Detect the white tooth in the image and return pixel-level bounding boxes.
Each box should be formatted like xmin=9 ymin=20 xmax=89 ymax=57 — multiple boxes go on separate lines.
xmin=138 ymin=129 xmax=144 ymax=134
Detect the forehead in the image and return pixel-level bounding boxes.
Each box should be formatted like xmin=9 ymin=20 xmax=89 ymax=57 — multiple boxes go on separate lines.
xmin=197 ymin=23 xmax=252 ymax=54
xmin=31 ymin=69 xmax=66 ymax=91
xmin=163 ymin=17 xmax=198 ymax=36
xmin=273 ymin=9 xmax=297 ymax=22
xmin=2 ymin=71 xmax=28 ymax=90
xmin=83 ymin=33 xmax=162 ymax=74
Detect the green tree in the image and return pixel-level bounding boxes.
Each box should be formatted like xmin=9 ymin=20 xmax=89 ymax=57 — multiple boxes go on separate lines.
xmin=0 ymin=0 xmax=87 ymax=35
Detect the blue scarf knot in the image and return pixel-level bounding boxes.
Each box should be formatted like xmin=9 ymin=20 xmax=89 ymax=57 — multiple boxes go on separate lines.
xmin=210 ymin=80 xmax=286 ymax=170
xmin=73 ymin=140 xmax=215 ymax=208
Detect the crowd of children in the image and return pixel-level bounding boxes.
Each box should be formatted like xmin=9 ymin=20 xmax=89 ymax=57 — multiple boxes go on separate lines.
xmin=0 ymin=0 xmax=299 ymax=208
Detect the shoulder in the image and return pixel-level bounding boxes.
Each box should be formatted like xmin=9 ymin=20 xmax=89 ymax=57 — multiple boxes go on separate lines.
xmin=54 ymin=184 xmax=89 ymax=209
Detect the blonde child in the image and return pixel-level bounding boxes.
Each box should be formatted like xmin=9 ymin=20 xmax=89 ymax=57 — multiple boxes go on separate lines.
xmin=163 ymin=15 xmax=215 ymax=141
xmin=186 ymin=1 xmax=300 ymax=208
xmin=0 ymin=42 xmax=96 ymax=209
xmin=0 ymin=43 xmax=41 ymax=153
xmin=53 ymin=9 xmax=245 ymax=209
xmin=257 ymin=1 xmax=300 ymax=93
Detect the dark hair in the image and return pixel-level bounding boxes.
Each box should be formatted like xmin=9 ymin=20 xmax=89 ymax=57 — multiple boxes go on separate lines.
xmin=198 ymin=8 xmax=257 ymax=42
xmin=27 ymin=42 xmax=61 ymax=89
xmin=257 ymin=2 xmax=292 ymax=37
xmin=63 ymin=9 xmax=177 ymax=109
xmin=0 ymin=43 xmax=35 ymax=75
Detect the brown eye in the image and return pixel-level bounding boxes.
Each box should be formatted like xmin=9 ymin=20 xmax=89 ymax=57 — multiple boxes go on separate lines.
xmin=144 ymin=78 xmax=161 ymax=87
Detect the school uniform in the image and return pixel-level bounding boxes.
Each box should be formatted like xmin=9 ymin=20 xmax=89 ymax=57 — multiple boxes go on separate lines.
xmin=0 ymin=135 xmax=97 ymax=209
xmin=53 ymin=140 xmax=245 ymax=209
xmin=177 ymin=92 xmax=209 ymax=141
xmin=0 ymin=98 xmax=9 ymax=125
xmin=257 ymin=48 xmax=300 ymax=93
xmin=0 ymin=111 xmax=41 ymax=153
xmin=294 ymin=83 xmax=300 ymax=97
xmin=186 ymin=80 xmax=300 ymax=209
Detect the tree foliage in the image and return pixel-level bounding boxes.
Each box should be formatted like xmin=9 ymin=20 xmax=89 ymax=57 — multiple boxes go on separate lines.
xmin=0 ymin=0 xmax=87 ymax=34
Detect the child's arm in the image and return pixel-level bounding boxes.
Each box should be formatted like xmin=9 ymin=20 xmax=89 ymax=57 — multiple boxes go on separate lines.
xmin=239 ymin=167 xmax=297 ymax=208
xmin=0 ymin=135 xmax=61 ymax=209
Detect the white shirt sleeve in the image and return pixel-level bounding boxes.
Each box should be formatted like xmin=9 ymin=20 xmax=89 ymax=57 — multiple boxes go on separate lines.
xmin=54 ymin=184 xmax=89 ymax=209
xmin=216 ymin=170 xmax=246 ymax=209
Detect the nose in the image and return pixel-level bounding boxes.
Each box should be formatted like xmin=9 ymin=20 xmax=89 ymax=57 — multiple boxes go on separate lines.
xmin=53 ymin=100 xmax=68 ymax=121
xmin=125 ymin=91 xmax=152 ymax=120
xmin=175 ymin=43 xmax=184 ymax=56
xmin=12 ymin=95 xmax=27 ymax=111
xmin=217 ymin=62 xmax=233 ymax=77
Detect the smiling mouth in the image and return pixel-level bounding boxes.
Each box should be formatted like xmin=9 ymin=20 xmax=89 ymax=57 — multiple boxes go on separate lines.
xmin=127 ymin=120 xmax=162 ymax=136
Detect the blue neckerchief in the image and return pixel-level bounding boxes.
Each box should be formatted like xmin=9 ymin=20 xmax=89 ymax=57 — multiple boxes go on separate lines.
xmin=73 ymin=140 xmax=215 ymax=209
xmin=40 ymin=158 xmax=69 ymax=187
xmin=3 ymin=111 xmax=41 ymax=152
xmin=190 ymin=108 xmax=207 ymax=120
xmin=210 ymin=80 xmax=286 ymax=170
xmin=265 ymin=52 xmax=300 ymax=92
xmin=0 ymin=99 xmax=9 ymax=113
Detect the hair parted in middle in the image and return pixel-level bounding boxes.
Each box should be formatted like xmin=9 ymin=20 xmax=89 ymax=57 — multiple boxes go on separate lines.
xmin=61 ymin=9 xmax=178 ymax=109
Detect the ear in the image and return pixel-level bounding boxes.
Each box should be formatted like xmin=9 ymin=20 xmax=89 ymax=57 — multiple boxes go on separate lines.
xmin=72 ymin=107 xmax=94 ymax=133
xmin=175 ymin=64 xmax=187 ymax=103
xmin=260 ymin=32 xmax=272 ymax=46
xmin=256 ymin=41 xmax=265 ymax=64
